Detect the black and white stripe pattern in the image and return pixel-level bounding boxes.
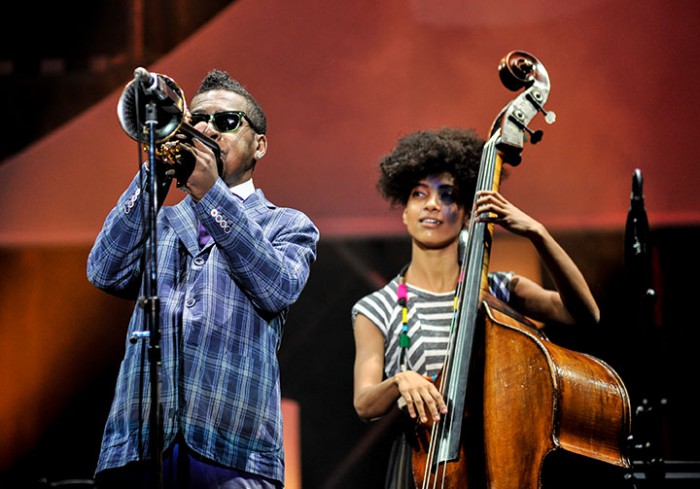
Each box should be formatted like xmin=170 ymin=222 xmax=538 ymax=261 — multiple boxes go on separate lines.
xmin=352 ymin=271 xmax=513 ymax=379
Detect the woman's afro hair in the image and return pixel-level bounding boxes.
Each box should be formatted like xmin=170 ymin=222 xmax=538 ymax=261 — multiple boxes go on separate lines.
xmin=377 ymin=127 xmax=485 ymax=208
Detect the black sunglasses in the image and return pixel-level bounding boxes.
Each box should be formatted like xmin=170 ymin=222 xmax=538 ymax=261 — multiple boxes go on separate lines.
xmin=190 ymin=111 xmax=258 ymax=133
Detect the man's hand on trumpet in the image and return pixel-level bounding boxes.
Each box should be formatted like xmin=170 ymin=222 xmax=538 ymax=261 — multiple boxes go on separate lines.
xmin=178 ymin=133 xmax=220 ymax=202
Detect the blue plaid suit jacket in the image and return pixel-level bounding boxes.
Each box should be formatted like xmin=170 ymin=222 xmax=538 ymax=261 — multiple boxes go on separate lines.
xmin=88 ymin=168 xmax=319 ymax=484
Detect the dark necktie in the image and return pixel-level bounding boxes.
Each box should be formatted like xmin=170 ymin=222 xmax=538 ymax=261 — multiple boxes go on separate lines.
xmin=197 ymin=222 xmax=211 ymax=248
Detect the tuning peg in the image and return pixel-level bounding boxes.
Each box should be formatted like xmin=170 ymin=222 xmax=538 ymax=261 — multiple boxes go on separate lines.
xmin=526 ymin=92 xmax=556 ymax=124
xmin=508 ymin=114 xmax=544 ymax=144
xmin=528 ymin=128 xmax=544 ymax=144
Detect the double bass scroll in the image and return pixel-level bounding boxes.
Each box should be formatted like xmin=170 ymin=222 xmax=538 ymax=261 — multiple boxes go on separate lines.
xmin=491 ymin=50 xmax=556 ymax=165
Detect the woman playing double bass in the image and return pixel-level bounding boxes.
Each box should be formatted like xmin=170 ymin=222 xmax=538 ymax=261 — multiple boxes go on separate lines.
xmin=351 ymin=127 xmax=600 ymax=488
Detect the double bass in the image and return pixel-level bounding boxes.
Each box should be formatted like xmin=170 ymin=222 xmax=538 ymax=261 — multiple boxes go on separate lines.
xmin=409 ymin=51 xmax=632 ymax=488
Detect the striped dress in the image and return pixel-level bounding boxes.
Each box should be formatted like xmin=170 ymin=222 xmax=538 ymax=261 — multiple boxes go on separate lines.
xmin=352 ymin=271 xmax=513 ymax=380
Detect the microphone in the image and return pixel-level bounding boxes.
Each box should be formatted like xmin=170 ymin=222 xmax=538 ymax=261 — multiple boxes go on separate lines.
xmin=625 ymin=169 xmax=648 ymax=260
xmin=133 ymin=67 xmax=184 ymax=114
xmin=624 ymin=169 xmax=653 ymax=298
xmin=133 ymin=66 xmax=155 ymax=86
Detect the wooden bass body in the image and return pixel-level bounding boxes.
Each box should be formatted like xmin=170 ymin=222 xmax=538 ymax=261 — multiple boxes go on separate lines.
xmin=482 ymin=295 xmax=631 ymax=488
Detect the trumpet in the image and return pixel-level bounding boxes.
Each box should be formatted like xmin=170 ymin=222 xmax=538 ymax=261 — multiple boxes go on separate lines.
xmin=117 ymin=67 xmax=222 ymax=187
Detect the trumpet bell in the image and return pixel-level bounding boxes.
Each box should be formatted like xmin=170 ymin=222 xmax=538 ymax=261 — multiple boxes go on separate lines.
xmin=117 ymin=72 xmax=186 ymax=143
xmin=116 ymin=69 xmax=224 ymax=188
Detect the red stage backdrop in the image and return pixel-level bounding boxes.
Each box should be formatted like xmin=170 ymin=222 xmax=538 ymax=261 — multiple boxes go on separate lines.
xmin=0 ymin=0 xmax=698 ymax=245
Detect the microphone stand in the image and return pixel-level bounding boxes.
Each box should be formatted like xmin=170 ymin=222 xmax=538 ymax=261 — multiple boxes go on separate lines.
xmin=123 ymin=68 xmax=223 ymax=488
xmin=138 ymin=99 xmax=164 ymax=489
xmin=624 ymin=169 xmax=665 ymax=486
xmin=122 ymin=69 xmax=222 ymax=488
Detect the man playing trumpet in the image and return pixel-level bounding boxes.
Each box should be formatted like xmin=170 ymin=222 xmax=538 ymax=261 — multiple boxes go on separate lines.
xmin=89 ymin=69 xmax=319 ymax=489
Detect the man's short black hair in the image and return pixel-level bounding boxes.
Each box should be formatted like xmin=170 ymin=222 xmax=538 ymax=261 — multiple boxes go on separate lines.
xmin=196 ymin=69 xmax=267 ymax=134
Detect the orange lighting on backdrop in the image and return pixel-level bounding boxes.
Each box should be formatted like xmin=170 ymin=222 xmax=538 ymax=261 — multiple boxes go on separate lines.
xmin=0 ymin=247 xmax=303 ymax=485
